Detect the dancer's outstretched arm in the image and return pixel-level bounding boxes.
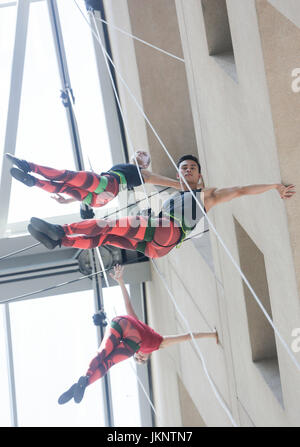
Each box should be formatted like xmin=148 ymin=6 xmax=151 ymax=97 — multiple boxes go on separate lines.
xmin=204 ymin=183 xmax=296 ymax=212
xmin=160 ymin=331 xmax=218 ymax=348
xmin=142 ymin=170 xmax=204 ymax=190
xmin=141 ymin=169 xmax=182 ymax=189
xmin=109 ymin=264 xmax=139 ymax=320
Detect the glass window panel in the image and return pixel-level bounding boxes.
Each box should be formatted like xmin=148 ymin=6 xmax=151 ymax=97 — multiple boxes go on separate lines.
xmin=0 ymin=4 xmax=16 ymax=174
xmin=8 ymin=0 xmax=80 ymax=224
xmin=103 ymin=286 xmax=142 ymax=427
xmin=9 ymin=290 xmax=105 ymax=427
xmin=7 ymin=0 xmax=120 ymax=227
xmin=0 ymin=306 xmax=12 ymax=427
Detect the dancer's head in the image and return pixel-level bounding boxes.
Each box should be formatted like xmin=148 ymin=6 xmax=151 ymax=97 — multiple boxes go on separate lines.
xmin=131 ymin=150 xmax=151 ymax=169
xmin=177 ymin=155 xmax=202 ymax=189
xmin=134 ymin=351 xmax=150 ymax=364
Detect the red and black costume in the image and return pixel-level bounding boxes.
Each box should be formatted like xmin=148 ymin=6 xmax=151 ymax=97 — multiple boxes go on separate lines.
xmin=25 ymin=161 xmax=143 ymax=207
xmin=86 ymin=315 xmax=163 ymax=385
xmin=58 ymin=315 xmax=163 ymax=404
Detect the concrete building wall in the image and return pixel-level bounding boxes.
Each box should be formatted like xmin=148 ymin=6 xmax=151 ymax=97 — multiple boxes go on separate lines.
xmin=102 ymin=0 xmax=300 ymax=426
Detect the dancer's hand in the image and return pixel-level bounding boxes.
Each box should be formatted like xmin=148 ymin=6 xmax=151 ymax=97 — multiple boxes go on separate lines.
xmin=276 ymin=184 xmax=296 ymax=199
xmin=109 ymin=264 xmax=124 ymax=283
xmin=51 ymin=194 xmax=76 ymax=204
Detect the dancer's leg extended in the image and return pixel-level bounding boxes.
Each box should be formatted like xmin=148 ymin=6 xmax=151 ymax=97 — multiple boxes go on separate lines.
xmin=9 ymin=158 xmax=120 ymax=206
xmin=60 ymin=218 xmax=181 ymax=257
xmin=60 ymin=317 xmax=140 ymax=404
xmin=28 ymin=215 xmax=150 ymax=250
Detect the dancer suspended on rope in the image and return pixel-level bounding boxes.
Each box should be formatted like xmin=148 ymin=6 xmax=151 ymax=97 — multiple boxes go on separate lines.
xmin=58 ymin=264 xmax=218 ymax=405
xmin=26 ymin=155 xmax=296 ymax=259
xmin=6 ymin=151 xmax=204 ymax=209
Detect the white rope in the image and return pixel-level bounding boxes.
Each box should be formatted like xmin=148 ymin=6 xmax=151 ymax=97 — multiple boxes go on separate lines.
xmin=0 ymin=266 xmax=109 ymax=305
xmin=108 ymin=307 xmax=159 ymax=419
xmin=74 ymin=2 xmax=151 ymax=210
xmin=78 ymin=7 xmax=300 ymax=373
xmin=94 ymin=247 xmax=109 ymax=288
xmin=77 ymin=7 xmax=226 ymax=424
xmin=94 ymin=16 xmax=185 ymax=63
xmin=128 ymin=359 xmax=158 ymax=418
xmin=92 ymin=12 xmax=150 ymax=210
xmin=0 ymin=242 xmax=40 ymax=261
xmin=151 ymin=259 xmax=238 ymax=427
xmin=85 ymin=10 xmax=223 ymax=425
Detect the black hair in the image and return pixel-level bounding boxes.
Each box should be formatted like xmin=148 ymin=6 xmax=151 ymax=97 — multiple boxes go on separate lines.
xmin=177 ymin=155 xmax=201 ymax=173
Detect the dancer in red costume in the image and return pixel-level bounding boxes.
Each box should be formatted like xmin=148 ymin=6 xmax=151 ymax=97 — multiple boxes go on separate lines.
xmin=6 ymin=151 xmax=196 ymax=207
xmin=58 ymin=264 xmax=218 ymax=405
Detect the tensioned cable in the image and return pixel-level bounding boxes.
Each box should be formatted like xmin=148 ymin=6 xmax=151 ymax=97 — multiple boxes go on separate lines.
xmin=85 ymin=10 xmax=210 ymax=248
xmin=129 ymin=360 xmax=158 ymax=420
xmin=0 ymin=242 xmax=40 ymax=261
xmin=84 ymin=5 xmax=150 ymax=211
xmin=0 ymin=255 xmax=148 ymax=305
xmin=74 ymin=2 xmax=243 ymax=426
xmin=94 ymin=16 xmax=185 ymax=63
xmin=152 ymin=259 xmax=238 ymax=427
xmin=79 ymin=5 xmax=300 ymax=372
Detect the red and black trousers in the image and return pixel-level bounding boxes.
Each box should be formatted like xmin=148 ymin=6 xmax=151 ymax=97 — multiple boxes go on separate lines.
xmin=28 ymin=161 xmax=119 ymax=207
xmin=61 ymin=215 xmax=182 ymax=259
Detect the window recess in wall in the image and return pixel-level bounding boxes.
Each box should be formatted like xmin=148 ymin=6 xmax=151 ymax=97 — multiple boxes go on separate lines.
xmin=201 ymin=0 xmax=238 ymax=82
xmin=234 ymin=217 xmax=283 ymax=407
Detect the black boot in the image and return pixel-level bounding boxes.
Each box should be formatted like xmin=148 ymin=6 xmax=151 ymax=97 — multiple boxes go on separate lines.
xmin=30 ymin=217 xmax=66 ymax=241
xmin=10 ymin=167 xmax=36 ymax=187
xmin=28 ymin=224 xmax=61 ymax=250
xmin=58 ymin=383 xmax=77 ymax=405
xmin=6 ymin=153 xmax=31 ymax=172
xmin=73 ymin=376 xmax=89 ymax=404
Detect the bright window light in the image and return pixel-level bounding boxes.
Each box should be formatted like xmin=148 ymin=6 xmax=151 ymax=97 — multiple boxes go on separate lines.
xmin=9 ymin=290 xmax=106 ymax=427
